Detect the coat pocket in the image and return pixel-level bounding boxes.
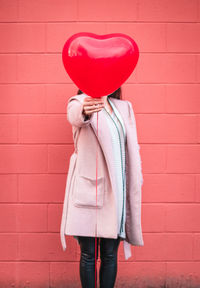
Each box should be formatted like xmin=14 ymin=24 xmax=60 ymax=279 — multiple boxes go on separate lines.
xmin=72 ymin=174 xmax=105 ymax=209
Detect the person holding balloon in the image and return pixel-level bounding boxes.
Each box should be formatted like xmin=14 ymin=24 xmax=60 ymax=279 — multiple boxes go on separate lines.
xmin=76 ymin=87 xmax=126 ymax=288
xmin=60 ymin=33 xmax=144 ymax=288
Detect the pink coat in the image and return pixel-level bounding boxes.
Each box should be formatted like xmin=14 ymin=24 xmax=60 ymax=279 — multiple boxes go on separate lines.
xmin=60 ymin=93 xmax=144 ymax=260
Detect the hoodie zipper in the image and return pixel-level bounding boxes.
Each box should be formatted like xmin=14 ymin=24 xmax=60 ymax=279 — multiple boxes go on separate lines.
xmin=103 ymin=104 xmax=126 ymax=234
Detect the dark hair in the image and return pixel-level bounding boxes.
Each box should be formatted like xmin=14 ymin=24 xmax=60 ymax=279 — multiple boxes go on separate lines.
xmin=77 ymin=87 xmax=122 ymax=100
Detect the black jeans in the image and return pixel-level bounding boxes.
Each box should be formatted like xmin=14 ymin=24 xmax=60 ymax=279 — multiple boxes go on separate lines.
xmin=78 ymin=236 xmax=121 ymax=288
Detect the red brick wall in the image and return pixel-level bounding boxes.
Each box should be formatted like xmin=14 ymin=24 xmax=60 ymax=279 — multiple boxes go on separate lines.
xmin=0 ymin=0 xmax=199 ymax=287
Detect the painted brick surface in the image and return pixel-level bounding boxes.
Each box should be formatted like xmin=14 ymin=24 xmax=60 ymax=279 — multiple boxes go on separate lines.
xmin=0 ymin=0 xmax=199 ymax=287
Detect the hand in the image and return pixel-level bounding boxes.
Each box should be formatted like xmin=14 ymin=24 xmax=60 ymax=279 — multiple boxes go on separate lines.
xmin=82 ymin=96 xmax=105 ymax=116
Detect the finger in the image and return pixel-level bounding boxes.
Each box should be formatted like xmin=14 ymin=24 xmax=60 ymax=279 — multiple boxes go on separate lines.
xmin=85 ymin=96 xmax=102 ymax=100
xmin=85 ymin=107 xmax=104 ymax=115
xmin=84 ymin=96 xmax=93 ymax=101
xmin=84 ymin=97 xmax=104 ymax=104
xmin=84 ymin=101 xmax=104 ymax=106
xmin=84 ymin=104 xmax=104 ymax=111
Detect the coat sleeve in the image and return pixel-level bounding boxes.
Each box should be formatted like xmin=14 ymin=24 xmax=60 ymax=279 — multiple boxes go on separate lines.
xmin=67 ymin=98 xmax=94 ymax=128
xmin=126 ymin=100 xmax=141 ymax=151
xmin=126 ymin=100 xmax=143 ymax=186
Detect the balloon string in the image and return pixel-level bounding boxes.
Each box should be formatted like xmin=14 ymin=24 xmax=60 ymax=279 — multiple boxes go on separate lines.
xmin=95 ymin=111 xmax=98 ymax=288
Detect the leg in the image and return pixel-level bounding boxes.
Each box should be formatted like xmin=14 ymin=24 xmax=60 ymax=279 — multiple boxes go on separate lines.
xmin=78 ymin=236 xmax=100 ymax=288
xmin=99 ymin=237 xmax=121 ymax=288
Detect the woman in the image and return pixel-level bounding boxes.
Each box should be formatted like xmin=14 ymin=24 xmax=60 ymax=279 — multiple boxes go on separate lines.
xmin=60 ymin=87 xmax=144 ymax=287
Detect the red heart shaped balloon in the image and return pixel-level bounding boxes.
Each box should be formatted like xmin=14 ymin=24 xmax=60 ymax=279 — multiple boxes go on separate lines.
xmin=62 ymin=32 xmax=139 ymax=98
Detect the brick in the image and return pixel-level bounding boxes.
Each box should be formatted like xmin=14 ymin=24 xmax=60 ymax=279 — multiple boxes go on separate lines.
xmin=0 ymin=204 xmax=17 ymax=232
xmin=166 ymin=145 xmax=200 ymax=173
xmin=0 ymin=0 xmax=18 ymax=22
xmin=16 ymin=204 xmax=48 ymax=232
xmin=0 ymin=174 xmax=18 ymax=203
xmin=143 ymin=174 xmax=195 ymax=203
xmin=143 ymin=204 xmax=165 ymax=232
xmin=0 ymin=55 xmax=17 ymax=83
xmin=166 ymin=84 xmax=200 ymax=113
xmin=116 ymin=262 xmax=165 ymax=288
xmin=19 ymin=174 xmax=66 ymax=203
xmin=193 ymin=234 xmax=200 ymax=260
xmin=166 ymin=23 xmax=200 ymax=52
xmin=137 ymin=54 xmax=196 ymax=83
xmin=124 ymin=84 xmax=166 ymax=113
xmin=0 ymin=145 xmax=47 ymax=173
xmin=19 ymin=115 xmax=73 ymax=143
xmin=0 ymin=23 xmax=45 ymax=53
xmin=45 ymin=83 xmax=75 ymax=113
xmin=0 ymin=234 xmax=18 ymax=260
xmin=78 ymin=0 xmax=137 ymax=21
xmin=50 ymin=262 xmax=80 ymax=288
xmin=18 ymin=262 xmax=49 ymax=287
xmin=0 ymin=84 xmax=46 ymax=113
xmin=48 ymin=144 xmax=74 ymax=173
xmin=0 ymin=115 xmax=18 ymax=143
xmin=18 ymin=0 xmax=77 ymax=22
xmin=166 ymin=204 xmax=200 ymax=231
xmin=19 ymin=233 xmax=77 ymax=261
xmin=17 ymin=54 xmax=68 ymax=83
xmin=141 ymin=145 xmax=166 ymax=173
xmin=138 ymin=0 xmax=198 ymax=22
xmin=138 ymin=114 xmax=198 ymax=143
xmin=137 ymin=233 xmax=193 ymax=261
xmin=166 ymin=262 xmax=200 ymax=287
xmin=48 ymin=204 xmax=62 ymax=232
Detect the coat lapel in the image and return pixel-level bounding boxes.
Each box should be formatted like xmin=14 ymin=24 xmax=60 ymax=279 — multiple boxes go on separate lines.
xmin=89 ymin=97 xmax=130 ymax=230
xmin=107 ymin=98 xmax=144 ymax=245
xmin=89 ymin=102 xmax=118 ymax=214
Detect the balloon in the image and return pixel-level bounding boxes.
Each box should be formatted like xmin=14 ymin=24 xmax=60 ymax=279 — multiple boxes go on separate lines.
xmin=62 ymin=32 xmax=139 ymax=98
